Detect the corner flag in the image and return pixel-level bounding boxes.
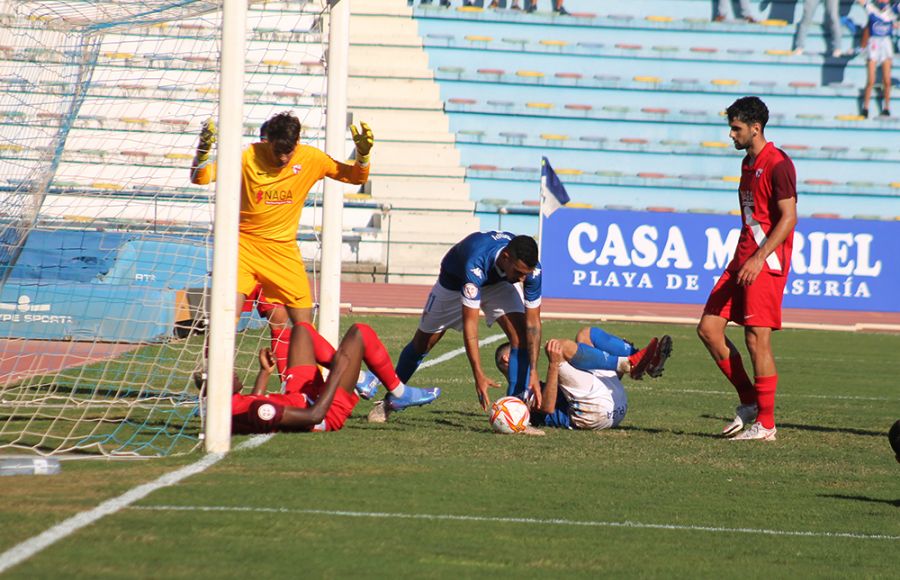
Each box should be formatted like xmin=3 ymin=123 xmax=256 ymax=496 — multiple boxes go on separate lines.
xmin=540 ymin=156 xmax=570 ymax=217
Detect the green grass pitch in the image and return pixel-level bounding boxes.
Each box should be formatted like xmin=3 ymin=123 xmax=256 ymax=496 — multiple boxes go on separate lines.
xmin=1 ymin=315 xmax=898 ymax=578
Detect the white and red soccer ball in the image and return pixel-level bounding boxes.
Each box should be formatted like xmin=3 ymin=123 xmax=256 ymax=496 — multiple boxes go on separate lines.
xmin=489 ymin=396 xmax=530 ymax=434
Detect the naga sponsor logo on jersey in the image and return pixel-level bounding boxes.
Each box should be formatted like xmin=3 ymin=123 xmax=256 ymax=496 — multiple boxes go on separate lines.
xmin=0 ymin=295 xmax=73 ymax=324
xmin=260 ymin=189 xmax=294 ymax=205
xmin=463 ymin=283 xmax=479 ymax=299
xmin=292 ymin=164 xmax=302 ymax=174
xmin=470 ymin=267 xmax=483 ymax=279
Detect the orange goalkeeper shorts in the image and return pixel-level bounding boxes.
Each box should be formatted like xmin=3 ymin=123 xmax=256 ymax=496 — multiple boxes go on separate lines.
xmin=237 ymin=234 xmax=312 ymax=309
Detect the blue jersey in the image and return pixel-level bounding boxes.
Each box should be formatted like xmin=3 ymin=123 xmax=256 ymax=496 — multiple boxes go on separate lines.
xmin=437 ymin=231 xmax=542 ymax=309
xmin=864 ymin=1 xmax=899 ymax=37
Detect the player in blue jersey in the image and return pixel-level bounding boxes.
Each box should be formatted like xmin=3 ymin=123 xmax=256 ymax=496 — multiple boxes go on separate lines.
xmin=367 ymin=232 xmax=542 ymax=421
xmin=494 ymin=327 xmax=672 ymax=430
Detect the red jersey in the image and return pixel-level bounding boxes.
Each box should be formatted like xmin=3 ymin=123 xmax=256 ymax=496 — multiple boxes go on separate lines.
xmin=729 ymin=142 xmax=797 ymax=276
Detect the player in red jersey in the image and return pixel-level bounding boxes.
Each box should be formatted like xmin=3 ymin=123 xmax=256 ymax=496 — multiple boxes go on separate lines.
xmin=697 ymin=96 xmax=797 ymax=442
xmin=195 ymin=322 xmax=440 ymax=434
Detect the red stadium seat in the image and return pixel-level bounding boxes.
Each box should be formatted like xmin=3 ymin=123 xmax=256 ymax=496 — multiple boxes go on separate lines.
xmin=469 ymin=164 xmax=499 ymax=171
xmin=805 ymin=179 xmax=835 ymax=185
xmin=639 ymin=173 xmax=667 ymax=179
xmin=565 ymin=103 xmax=593 ymax=111
xmin=448 ymin=97 xmax=477 ymax=105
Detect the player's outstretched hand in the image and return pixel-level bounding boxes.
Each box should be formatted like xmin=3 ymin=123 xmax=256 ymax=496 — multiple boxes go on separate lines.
xmin=195 ymin=118 xmax=217 ymax=163
xmin=258 ymin=348 xmax=277 ymax=375
xmin=350 ymin=121 xmax=374 ymax=162
xmin=474 ymin=373 xmax=502 ymax=411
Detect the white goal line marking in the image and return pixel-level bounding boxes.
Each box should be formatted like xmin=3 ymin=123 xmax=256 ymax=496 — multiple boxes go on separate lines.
xmin=132 ymin=505 xmax=900 ymax=542
xmin=0 ymin=334 xmax=505 ymax=573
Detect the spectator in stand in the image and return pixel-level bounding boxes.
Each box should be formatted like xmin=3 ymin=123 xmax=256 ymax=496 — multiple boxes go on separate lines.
xmin=858 ymin=0 xmax=899 ymax=117
xmin=794 ymin=0 xmax=845 ymax=57
xmin=714 ymin=0 xmax=758 ymax=22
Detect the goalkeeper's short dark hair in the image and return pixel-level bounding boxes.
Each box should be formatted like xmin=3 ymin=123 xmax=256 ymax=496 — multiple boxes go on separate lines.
xmin=505 ymin=235 xmax=539 ymax=268
xmin=890 ymin=420 xmax=900 ymax=461
xmin=265 ymin=111 xmax=301 ymax=158
xmin=726 ymin=96 xmax=769 ymax=129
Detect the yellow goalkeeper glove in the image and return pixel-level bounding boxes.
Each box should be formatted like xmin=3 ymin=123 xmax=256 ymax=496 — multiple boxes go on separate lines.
xmin=349 ymin=121 xmax=373 ymax=166
xmin=195 ymin=118 xmax=217 ymax=164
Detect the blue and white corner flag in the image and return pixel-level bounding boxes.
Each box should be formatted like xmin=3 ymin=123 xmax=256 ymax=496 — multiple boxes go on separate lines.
xmin=540 ymin=156 xmax=570 ymax=218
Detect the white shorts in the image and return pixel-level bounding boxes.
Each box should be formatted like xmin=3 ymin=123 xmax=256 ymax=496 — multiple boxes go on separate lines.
xmin=417 ymin=281 xmax=525 ymax=333
xmin=867 ymin=36 xmax=894 ymax=65
xmin=557 ymin=363 xmax=628 ymax=431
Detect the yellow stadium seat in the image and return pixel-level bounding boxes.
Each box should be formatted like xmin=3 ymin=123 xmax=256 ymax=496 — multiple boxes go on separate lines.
xmin=557 ymin=168 xmax=583 ymax=175
xmin=517 ymin=70 xmax=545 ymax=78
xmin=722 ymin=176 xmax=741 ymax=183
xmin=539 ymin=39 xmax=568 ymax=47
xmin=540 ymin=133 xmax=568 ymax=141
xmin=711 ymin=79 xmax=739 ymax=86
xmin=645 ymin=15 xmax=673 ymax=22
xmin=765 ymin=49 xmax=794 ymax=56
xmin=701 ymin=141 xmax=729 ymax=148
xmin=634 ymin=75 xmax=662 ymax=84
xmin=835 ymin=114 xmax=865 ymax=121
xmin=526 ymin=102 xmax=553 ymax=109
xmin=92 ymin=182 xmax=124 ymax=190
xmin=761 ymin=19 xmax=788 ymax=26
xmin=465 ymin=35 xmax=493 ymax=43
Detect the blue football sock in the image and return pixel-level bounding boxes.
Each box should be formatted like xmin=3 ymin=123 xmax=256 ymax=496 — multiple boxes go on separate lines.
xmin=506 ymin=347 xmax=530 ymax=398
xmin=395 ymin=341 xmax=426 ymax=383
xmin=589 ymin=327 xmax=635 ymax=356
xmin=569 ymin=343 xmax=618 ymax=372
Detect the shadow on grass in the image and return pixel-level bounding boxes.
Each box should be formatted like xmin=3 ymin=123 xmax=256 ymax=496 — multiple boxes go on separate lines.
xmin=818 ymin=493 xmax=900 ymax=508
xmin=700 ymin=415 xmax=884 ymax=437
xmin=619 ymin=425 xmax=721 ymax=439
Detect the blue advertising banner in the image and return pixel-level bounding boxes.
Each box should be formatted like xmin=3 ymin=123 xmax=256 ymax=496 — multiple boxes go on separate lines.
xmin=541 ymin=209 xmax=898 ymax=312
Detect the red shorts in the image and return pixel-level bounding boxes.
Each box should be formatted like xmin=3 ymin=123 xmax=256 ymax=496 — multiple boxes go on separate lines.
xmin=703 ymin=268 xmax=787 ymax=329
xmin=283 ymin=365 xmax=359 ymax=432
xmin=231 ymin=366 xmax=358 ymax=433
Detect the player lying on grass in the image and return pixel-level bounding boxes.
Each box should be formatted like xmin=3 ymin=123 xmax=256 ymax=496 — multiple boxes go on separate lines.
xmin=495 ymin=327 xmax=672 ymax=430
xmin=195 ymin=323 xmax=440 ymax=433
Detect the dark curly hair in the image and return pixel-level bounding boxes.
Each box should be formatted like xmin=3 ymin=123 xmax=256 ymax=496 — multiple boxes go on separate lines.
xmin=726 ymin=96 xmax=769 ymax=129
xmin=264 ymin=111 xmax=301 ymax=158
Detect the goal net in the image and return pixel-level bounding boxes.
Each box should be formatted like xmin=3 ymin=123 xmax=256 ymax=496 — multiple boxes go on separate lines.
xmin=0 ymin=0 xmax=329 ymax=456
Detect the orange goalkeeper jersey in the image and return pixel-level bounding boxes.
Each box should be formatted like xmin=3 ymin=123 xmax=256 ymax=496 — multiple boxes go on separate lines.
xmin=191 ymin=143 xmax=369 ymax=243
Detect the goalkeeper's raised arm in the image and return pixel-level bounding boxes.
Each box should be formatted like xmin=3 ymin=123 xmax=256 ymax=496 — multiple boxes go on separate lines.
xmin=190 ymin=118 xmax=218 ymax=185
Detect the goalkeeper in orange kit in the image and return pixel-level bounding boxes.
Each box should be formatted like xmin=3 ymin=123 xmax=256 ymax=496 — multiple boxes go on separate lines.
xmin=190 ymin=111 xmax=373 ymax=333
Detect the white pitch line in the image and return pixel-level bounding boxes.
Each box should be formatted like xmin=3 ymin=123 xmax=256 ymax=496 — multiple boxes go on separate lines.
xmin=0 ymin=435 xmax=272 ymax=574
xmin=0 ymin=334 xmax=504 ymax=573
xmin=132 ymin=505 xmax=900 ymax=542
xmin=418 ymin=334 xmax=506 ymax=369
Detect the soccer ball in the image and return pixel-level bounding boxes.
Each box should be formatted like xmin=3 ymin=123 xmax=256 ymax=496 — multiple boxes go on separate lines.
xmin=490 ymin=396 xmax=530 ymax=434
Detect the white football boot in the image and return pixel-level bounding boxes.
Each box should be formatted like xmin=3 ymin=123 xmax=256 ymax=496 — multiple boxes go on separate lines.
xmin=730 ymin=421 xmax=777 ymax=441
xmin=722 ymin=403 xmax=758 ymax=438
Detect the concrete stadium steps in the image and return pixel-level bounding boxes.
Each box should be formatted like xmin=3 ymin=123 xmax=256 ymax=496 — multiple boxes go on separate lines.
xmin=347 ymin=0 xmax=479 ymax=281
xmin=453 ymin=131 xmax=900 ymax=164
xmin=412 ymin=0 xmax=870 ymax=54
xmin=367 ymin=179 xmax=474 ymax=210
